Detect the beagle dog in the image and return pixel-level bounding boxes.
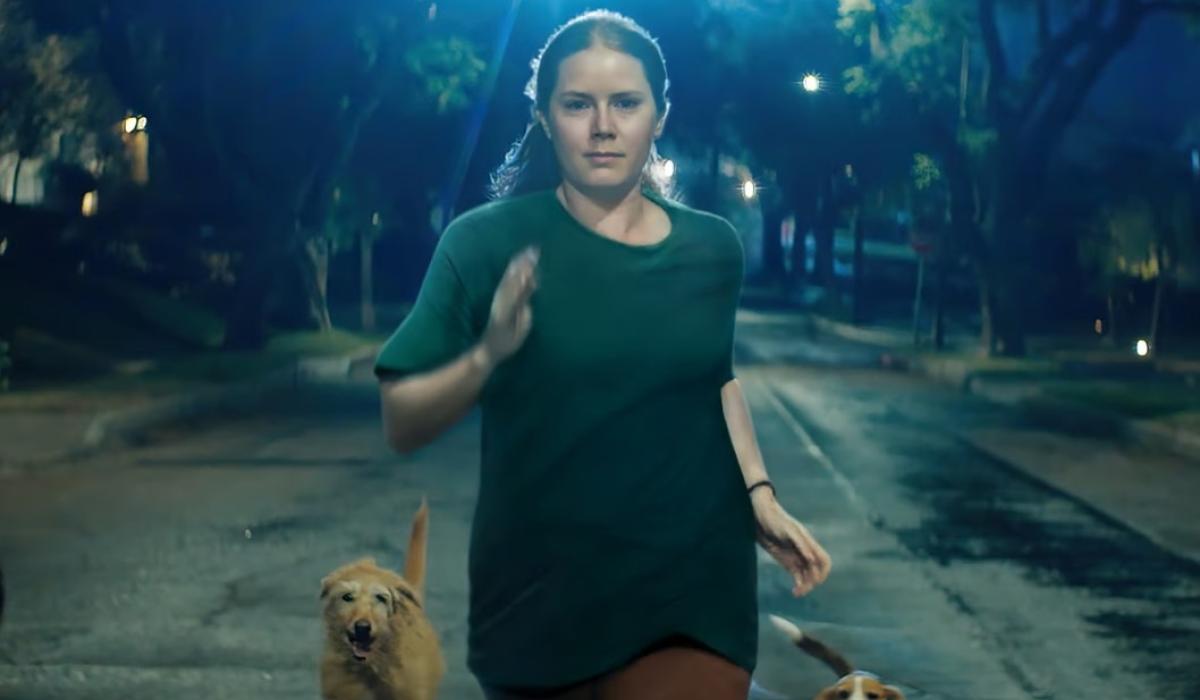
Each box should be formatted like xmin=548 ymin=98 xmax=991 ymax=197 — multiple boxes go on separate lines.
xmin=769 ymin=614 xmax=905 ymax=700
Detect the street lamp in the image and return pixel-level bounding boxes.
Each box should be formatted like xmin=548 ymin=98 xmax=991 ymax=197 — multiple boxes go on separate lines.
xmin=123 ymin=115 xmax=148 ymax=133
xmin=741 ymin=180 xmax=757 ymax=201
xmin=800 ymin=73 xmax=822 ymax=93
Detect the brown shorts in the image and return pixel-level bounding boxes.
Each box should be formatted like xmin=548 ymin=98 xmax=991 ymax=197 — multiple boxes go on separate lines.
xmin=480 ymin=636 xmax=751 ymax=700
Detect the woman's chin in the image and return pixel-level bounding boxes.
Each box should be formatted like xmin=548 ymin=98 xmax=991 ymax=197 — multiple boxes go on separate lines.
xmin=566 ymin=173 xmax=642 ymax=196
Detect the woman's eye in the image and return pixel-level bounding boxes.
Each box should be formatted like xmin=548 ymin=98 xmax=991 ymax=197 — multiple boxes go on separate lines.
xmin=563 ymin=100 xmax=588 ymax=111
xmin=614 ymin=98 xmax=641 ymax=110
xmin=341 ymin=593 xmax=354 ymax=602
xmin=375 ymin=593 xmax=389 ymax=604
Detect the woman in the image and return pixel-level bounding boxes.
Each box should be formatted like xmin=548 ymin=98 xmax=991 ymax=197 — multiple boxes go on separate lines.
xmin=375 ymin=10 xmax=831 ymax=699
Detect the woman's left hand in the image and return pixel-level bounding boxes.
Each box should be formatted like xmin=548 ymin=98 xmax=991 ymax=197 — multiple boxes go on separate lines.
xmin=751 ymin=489 xmax=831 ymax=597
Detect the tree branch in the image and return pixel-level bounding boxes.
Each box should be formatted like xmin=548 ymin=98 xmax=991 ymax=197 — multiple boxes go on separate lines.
xmin=979 ymin=0 xmax=1009 ymax=115
xmin=1020 ymin=1 xmax=1143 ymax=190
xmin=1016 ymin=0 xmax=1108 ymax=126
xmin=1137 ymin=0 xmax=1200 ymax=15
xmin=1036 ymin=0 xmax=1051 ymax=48
xmin=199 ymin=9 xmax=256 ymax=210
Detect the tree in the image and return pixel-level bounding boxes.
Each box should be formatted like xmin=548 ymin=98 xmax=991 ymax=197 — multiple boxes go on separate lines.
xmin=1081 ymin=148 xmax=1199 ymax=352
xmin=0 ymin=0 xmax=118 ymax=205
xmin=838 ymin=0 xmax=1200 ymax=356
xmin=95 ymin=0 xmax=485 ymax=348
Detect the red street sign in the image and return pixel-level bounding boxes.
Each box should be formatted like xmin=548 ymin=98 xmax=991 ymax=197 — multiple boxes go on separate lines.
xmin=910 ymin=238 xmax=935 ymax=256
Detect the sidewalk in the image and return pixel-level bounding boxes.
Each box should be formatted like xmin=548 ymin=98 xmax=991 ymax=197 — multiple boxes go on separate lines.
xmin=0 ymin=344 xmax=380 ymax=472
xmin=737 ymin=300 xmax=1200 ymax=567
xmin=768 ymin=301 xmax=1200 ymax=462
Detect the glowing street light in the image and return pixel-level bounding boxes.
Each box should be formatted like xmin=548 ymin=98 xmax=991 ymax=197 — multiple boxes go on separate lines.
xmin=800 ymin=73 xmax=822 ymax=93
xmin=1135 ymin=339 xmax=1150 ymax=357
xmin=741 ymin=180 xmax=757 ymax=201
xmin=123 ymin=115 xmax=148 ymax=133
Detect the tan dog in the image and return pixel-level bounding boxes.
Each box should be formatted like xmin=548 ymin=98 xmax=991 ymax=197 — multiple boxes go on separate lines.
xmin=769 ymin=614 xmax=905 ymax=700
xmin=320 ymin=497 xmax=445 ymax=700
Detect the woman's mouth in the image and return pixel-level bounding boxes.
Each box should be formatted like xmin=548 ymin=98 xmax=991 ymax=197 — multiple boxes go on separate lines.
xmin=585 ymin=152 xmax=623 ymax=163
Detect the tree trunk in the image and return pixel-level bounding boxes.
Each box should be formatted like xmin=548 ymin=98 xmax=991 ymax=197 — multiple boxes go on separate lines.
xmin=1105 ymin=290 xmax=1117 ymax=347
xmin=814 ymin=178 xmax=835 ymax=289
xmin=851 ymin=205 xmax=865 ymax=324
xmin=974 ymin=258 xmax=999 ymax=357
xmin=360 ymin=229 xmax=375 ymax=333
xmin=224 ymin=240 xmax=275 ymax=350
xmin=791 ymin=215 xmax=809 ymax=292
xmin=1149 ymin=273 xmax=1165 ymax=356
xmin=9 ymin=156 xmax=22 ymax=205
xmin=982 ymin=176 xmax=1029 ymax=357
xmin=762 ymin=205 xmax=785 ymax=289
xmin=931 ymin=253 xmax=947 ymax=350
xmin=297 ymin=236 xmax=333 ymax=333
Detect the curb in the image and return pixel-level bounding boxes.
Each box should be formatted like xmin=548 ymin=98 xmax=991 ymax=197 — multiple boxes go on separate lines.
xmin=806 ymin=313 xmax=910 ymax=348
xmin=961 ymin=434 xmax=1200 ymax=568
xmin=908 ymin=356 xmax=1200 ymax=464
xmin=7 ymin=345 xmax=381 ymax=469
xmin=796 ymin=310 xmax=1200 ymax=464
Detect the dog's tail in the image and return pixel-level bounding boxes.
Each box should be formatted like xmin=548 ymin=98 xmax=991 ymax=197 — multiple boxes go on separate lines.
xmin=768 ymin=614 xmax=854 ymax=678
xmin=404 ymin=496 xmax=430 ymax=595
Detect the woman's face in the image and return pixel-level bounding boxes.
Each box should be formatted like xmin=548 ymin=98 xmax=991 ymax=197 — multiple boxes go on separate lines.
xmin=539 ymin=43 xmax=662 ymax=197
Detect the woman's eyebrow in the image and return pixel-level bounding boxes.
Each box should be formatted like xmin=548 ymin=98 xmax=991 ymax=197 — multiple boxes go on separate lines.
xmin=558 ymin=90 xmax=647 ymax=100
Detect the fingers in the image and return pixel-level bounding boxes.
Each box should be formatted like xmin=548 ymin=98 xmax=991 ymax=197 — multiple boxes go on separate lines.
xmin=780 ymin=521 xmax=831 ymax=598
xmin=509 ymin=246 xmax=540 ymax=303
xmin=497 ymin=246 xmax=540 ymax=318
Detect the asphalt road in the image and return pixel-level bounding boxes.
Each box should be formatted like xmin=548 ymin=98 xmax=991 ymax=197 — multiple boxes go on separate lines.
xmin=1 ymin=318 xmax=1197 ymax=699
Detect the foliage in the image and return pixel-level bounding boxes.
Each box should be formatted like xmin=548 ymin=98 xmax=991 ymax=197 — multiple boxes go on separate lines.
xmin=0 ymin=0 xmax=120 ymax=159
xmin=404 ymin=37 xmax=487 ymax=114
xmin=1079 ymin=145 xmax=1200 ymax=295
xmin=1086 ymin=193 xmax=1198 ymax=286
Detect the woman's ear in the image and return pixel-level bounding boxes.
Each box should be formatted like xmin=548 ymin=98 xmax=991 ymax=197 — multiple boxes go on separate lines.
xmin=535 ymin=111 xmax=552 ymax=140
xmin=654 ymin=104 xmax=670 ymax=139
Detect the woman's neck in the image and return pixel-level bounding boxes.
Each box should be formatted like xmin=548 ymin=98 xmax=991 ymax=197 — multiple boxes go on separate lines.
xmin=557 ymin=181 xmax=648 ymax=242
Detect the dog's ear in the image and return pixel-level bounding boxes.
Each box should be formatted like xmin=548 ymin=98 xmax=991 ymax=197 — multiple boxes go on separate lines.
xmin=812 ymin=689 xmax=838 ymax=700
xmin=882 ymin=685 xmax=906 ymax=700
xmin=391 ymin=585 xmax=421 ymax=614
xmin=319 ymin=576 xmax=333 ymax=600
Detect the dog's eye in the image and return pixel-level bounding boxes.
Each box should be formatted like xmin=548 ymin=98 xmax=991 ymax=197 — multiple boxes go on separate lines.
xmin=375 ymin=593 xmax=389 ymax=604
xmin=838 ymin=692 xmax=850 ymax=700
xmin=341 ymin=593 xmax=354 ymax=602
xmin=867 ymin=695 xmax=880 ymax=700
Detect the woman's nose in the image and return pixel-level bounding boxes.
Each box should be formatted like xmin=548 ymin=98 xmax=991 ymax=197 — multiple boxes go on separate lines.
xmin=591 ymin=108 xmax=614 ymax=138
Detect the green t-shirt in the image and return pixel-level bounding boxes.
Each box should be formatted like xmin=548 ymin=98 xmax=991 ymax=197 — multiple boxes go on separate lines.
xmin=374 ymin=187 xmax=757 ymax=689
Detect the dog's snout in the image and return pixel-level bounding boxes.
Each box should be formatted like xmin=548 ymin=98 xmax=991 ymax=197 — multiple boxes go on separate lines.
xmin=353 ymin=620 xmax=372 ymax=639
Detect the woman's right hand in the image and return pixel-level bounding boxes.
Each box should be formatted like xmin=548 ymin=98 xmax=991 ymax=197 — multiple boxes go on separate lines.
xmin=479 ymin=245 xmax=540 ymax=368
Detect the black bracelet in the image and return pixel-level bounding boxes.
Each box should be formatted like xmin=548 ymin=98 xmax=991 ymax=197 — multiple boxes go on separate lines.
xmin=746 ymin=479 xmax=774 ymax=497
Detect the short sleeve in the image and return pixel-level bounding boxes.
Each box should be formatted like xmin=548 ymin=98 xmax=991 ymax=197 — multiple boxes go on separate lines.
xmin=718 ymin=222 xmax=745 ymax=386
xmin=374 ymin=236 xmax=480 ymax=382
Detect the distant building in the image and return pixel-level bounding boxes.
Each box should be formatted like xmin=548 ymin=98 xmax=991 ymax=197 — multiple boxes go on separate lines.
xmin=0 ymin=114 xmax=148 ymax=215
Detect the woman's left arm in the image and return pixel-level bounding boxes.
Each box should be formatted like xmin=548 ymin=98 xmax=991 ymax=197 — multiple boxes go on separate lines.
xmin=721 ymin=378 xmax=832 ymax=596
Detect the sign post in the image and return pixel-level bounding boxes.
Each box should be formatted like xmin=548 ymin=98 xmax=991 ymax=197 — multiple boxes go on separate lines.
xmin=910 ymin=236 xmax=935 ymax=347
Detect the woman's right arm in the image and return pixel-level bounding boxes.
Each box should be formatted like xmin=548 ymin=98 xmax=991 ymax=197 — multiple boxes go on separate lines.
xmin=379 ymin=244 xmax=539 ymax=455
xmin=379 ymin=343 xmax=495 ymax=455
